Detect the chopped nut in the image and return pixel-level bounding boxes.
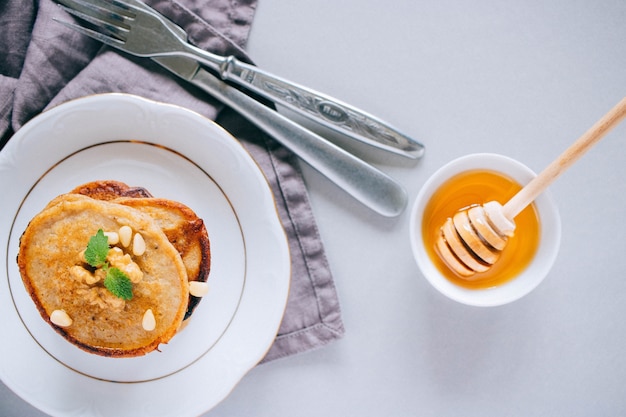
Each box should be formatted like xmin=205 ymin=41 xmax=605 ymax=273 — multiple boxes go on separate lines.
xmin=107 ymin=248 xmax=126 ymax=267
xmin=132 ymin=232 xmax=146 ymax=256
xmin=108 ymin=246 xmax=124 ymax=257
xmin=108 ymin=248 xmax=143 ymax=283
xmin=84 ymin=268 xmax=104 ymax=285
xmin=50 ymin=310 xmax=72 ymax=327
xmin=119 ymin=225 xmax=132 ymax=247
xmin=189 ymin=281 xmax=209 ymax=297
xmin=103 ymin=231 xmax=120 ymax=245
xmin=142 ymin=309 xmax=156 ymax=331
xmin=121 ymin=261 xmax=143 ymax=283
xmin=70 ymin=264 xmax=104 ymax=285
xmin=69 ymin=265 xmax=94 ymax=284
xmin=93 ymin=268 xmax=107 ymax=284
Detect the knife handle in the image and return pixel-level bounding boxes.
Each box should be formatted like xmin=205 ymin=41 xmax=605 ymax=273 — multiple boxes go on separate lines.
xmin=183 ymin=44 xmax=424 ymax=159
xmin=189 ymin=68 xmax=408 ymax=217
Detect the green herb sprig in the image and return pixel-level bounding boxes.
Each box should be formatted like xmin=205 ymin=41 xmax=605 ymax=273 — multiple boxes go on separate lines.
xmin=85 ymin=229 xmax=133 ymax=300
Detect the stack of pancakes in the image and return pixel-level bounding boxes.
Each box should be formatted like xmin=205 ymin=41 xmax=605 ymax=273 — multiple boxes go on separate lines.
xmin=17 ymin=181 xmax=210 ymax=357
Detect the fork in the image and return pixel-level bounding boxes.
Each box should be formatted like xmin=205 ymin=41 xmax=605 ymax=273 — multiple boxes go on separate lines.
xmin=53 ymin=0 xmax=410 ymax=216
xmin=53 ymin=0 xmax=424 ymax=159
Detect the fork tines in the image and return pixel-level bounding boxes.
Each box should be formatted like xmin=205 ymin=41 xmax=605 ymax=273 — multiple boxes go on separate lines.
xmin=55 ymin=0 xmax=135 ymax=43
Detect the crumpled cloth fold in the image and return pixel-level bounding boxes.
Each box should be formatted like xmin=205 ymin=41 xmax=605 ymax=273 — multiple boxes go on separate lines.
xmin=0 ymin=0 xmax=344 ymax=362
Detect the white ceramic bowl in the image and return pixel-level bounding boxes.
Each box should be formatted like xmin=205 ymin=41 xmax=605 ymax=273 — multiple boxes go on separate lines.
xmin=409 ymin=153 xmax=561 ymax=306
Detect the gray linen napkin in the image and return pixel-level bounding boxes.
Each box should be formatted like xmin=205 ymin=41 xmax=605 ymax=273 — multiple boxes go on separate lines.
xmin=0 ymin=0 xmax=344 ymax=362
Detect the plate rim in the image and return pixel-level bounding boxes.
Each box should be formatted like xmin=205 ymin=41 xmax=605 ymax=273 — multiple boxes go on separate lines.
xmin=0 ymin=93 xmax=291 ymax=416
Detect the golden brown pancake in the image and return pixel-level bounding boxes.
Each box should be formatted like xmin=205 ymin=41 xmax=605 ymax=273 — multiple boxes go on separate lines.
xmin=70 ymin=181 xmax=211 ymax=320
xmin=17 ymin=194 xmax=189 ymax=357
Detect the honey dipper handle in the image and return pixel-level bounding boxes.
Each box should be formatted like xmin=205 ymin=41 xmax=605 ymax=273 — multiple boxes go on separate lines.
xmin=503 ymin=97 xmax=626 ymax=219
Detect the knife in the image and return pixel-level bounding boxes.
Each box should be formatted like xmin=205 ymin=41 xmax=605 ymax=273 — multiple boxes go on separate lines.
xmin=153 ymin=57 xmax=408 ymax=216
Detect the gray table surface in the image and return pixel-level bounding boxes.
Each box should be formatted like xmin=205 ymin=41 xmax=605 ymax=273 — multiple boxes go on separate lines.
xmin=3 ymin=1 xmax=626 ymax=416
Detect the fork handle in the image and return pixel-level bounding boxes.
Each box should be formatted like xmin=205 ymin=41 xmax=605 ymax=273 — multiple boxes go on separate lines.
xmin=181 ymin=43 xmax=424 ymax=159
xmin=187 ymin=67 xmax=408 ymax=217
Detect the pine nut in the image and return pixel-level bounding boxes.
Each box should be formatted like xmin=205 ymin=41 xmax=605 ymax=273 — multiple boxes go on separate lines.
xmin=132 ymin=232 xmax=146 ymax=256
xmin=142 ymin=309 xmax=156 ymax=331
xmin=119 ymin=225 xmax=132 ymax=247
xmin=50 ymin=310 xmax=73 ymax=327
xmin=103 ymin=231 xmax=119 ymax=245
xmin=189 ymin=281 xmax=209 ymax=297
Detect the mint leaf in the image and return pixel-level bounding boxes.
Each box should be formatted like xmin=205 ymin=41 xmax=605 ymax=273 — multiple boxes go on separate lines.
xmin=84 ymin=229 xmax=134 ymax=300
xmin=84 ymin=229 xmax=109 ymax=267
xmin=104 ymin=267 xmax=133 ymax=300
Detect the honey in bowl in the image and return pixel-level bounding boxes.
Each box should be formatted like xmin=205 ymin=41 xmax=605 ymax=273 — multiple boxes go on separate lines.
xmin=422 ymin=169 xmax=541 ymax=289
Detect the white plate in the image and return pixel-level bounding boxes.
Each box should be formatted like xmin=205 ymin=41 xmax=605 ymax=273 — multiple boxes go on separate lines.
xmin=0 ymin=94 xmax=290 ymax=416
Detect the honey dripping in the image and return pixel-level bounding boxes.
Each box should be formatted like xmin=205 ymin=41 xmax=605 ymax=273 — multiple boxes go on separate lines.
xmin=422 ymin=170 xmax=541 ymax=289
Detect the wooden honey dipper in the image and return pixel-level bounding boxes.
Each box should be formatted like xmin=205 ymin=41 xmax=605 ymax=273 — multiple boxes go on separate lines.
xmin=436 ymin=97 xmax=626 ymax=279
